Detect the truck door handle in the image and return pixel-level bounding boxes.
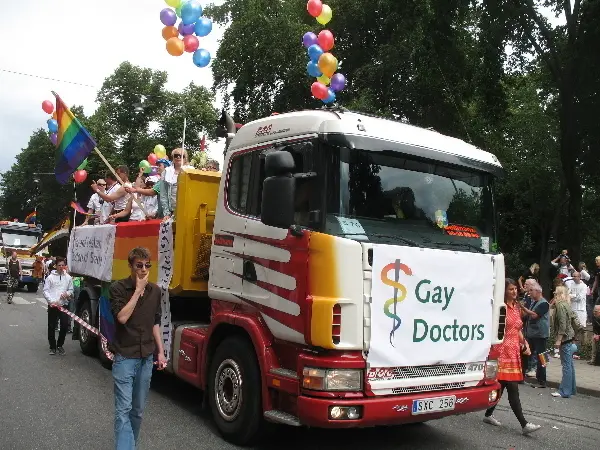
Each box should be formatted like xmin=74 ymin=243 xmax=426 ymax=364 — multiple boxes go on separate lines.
xmin=243 ymin=260 xmax=257 ymax=282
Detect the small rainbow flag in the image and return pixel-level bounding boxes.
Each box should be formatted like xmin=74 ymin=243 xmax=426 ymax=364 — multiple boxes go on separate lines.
xmin=538 ymin=350 xmax=552 ymax=367
xmin=24 ymin=210 xmax=37 ymax=224
xmin=70 ymin=201 xmax=96 ymax=216
xmin=52 ymin=91 xmax=97 ymax=185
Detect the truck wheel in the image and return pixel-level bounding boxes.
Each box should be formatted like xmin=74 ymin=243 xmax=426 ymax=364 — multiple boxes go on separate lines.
xmin=27 ymin=283 xmax=38 ymax=293
xmin=208 ymin=336 xmax=264 ymax=445
xmin=79 ymin=301 xmax=98 ymax=356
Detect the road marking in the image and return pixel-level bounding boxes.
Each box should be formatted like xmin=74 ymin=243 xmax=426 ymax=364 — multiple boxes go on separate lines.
xmin=36 ymin=297 xmax=47 ymax=304
xmin=11 ymin=296 xmax=32 ymax=305
xmin=40 ymin=305 xmax=48 ymax=310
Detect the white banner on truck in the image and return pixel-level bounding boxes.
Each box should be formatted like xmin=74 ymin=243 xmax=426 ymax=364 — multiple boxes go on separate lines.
xmin=67 ymin=225 xmax=116 ymax=282
xmin=368 ymin=245 xmax=494 ymax=369
xmin=158 ymin=219 xmax=174 ymax=362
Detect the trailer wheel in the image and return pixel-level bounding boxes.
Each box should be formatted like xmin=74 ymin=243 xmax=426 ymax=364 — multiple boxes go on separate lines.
xmin=79 ymin=301 xmax=98 ymax=356
xmin=208 ymin=336 xmax=264 ymax=445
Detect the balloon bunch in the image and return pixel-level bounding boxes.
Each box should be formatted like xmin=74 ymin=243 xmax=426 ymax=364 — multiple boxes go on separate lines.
xmin=160 ymin=0 xmax=213 ymax=68
xmin=303 ymin=0 xmax=346 ymax=104
xmin=139 ymin=145 xmax=168 ymax=176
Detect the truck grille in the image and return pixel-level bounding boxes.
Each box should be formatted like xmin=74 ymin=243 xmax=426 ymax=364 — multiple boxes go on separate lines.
xmin=368 ymin=363 xmax=467 ymax=381
xmin=392 ymin=382 xmax=465 ymax=394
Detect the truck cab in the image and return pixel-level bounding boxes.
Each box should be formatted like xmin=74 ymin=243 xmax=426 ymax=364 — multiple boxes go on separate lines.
xmin=0 ymin=220 xmax=43 ymax=292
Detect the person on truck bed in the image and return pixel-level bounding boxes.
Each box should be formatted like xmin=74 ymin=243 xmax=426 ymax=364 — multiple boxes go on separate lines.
xmin=483 ymin=278 xmax=541 ymax=435
xmin=160 ymin=148 xmax=193 ymax=221
xmin=5 ymin=251 xmax=22 ymax=304
xmin=83 ymin=178 xmax=106 ymax=225
xmin=110 ymin=176 xmax=160 ymax=222
xmin=91 ymin=166 xmax=132 ymax=223
xmin=125 ymin=159 xmax=170 ymax=219
xmin=109 ymin=247 xmax=167 ymax=450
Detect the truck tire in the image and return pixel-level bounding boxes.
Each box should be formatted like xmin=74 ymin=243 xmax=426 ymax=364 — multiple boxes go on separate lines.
xmin=79 ymin=301 xmax=98 ymax=356
xmin=27 ymin=283 xmax=38 ymax=293
xmin=208 ymin=336 xmax=264 ymax=445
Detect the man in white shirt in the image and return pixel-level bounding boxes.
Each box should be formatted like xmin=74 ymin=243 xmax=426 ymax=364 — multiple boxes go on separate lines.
xmin=83 ymin=179 xmax=106 ymax=225
xmin=567 ymin=271 xmax=588 ymax=327
xmin=44 ymin=257 xmax=74 ymax=355
xmin=91 ymin=167 xmax=131 ymax=223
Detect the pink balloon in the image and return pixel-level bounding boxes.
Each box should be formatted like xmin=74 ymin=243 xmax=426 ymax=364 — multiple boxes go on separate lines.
xmin=42 ymin=100 xmax=54 ymax=114
xmin=307 ymin=0 xmax=323 ymax=18
xmin=73 ymin=170 xmax=88 ymax=184
xmin=183 ymin=35 xmax=200 ymax=53
xmin=311 ymin=82 xmax=329 ymax=100
xmin=317 ymin=30 xmax=334 ymax=52
xmin=148 ymin=153 xmax=158 ymax=165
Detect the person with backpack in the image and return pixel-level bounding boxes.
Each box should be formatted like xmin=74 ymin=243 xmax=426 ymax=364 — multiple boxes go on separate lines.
xmin=551 ymin=285 xmax=579 ymax=398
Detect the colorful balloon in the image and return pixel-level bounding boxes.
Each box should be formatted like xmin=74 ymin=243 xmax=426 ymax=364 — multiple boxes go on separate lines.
xmin=175 ymin=1 xmax=187 ymax=18
xmin=42 ymin=100 xmax=54 ymax=114
xmin=330 ymin=73 xmax=346 ymax=92
xmin=323 ymin=88 xmax=336 ymax=104
xmin=317 ymin=30 xmax=334 ymax=52
xmin=307 ymin=61 xmax=322 ymax=78
xmin=178 ymin=21 xmax=195 ymax=36
xmin=316 ymin=4 xmax=332 ymax=25
xmin=181 ymin=0 xmax=202 ymax=25
xmin=302 ymin=32 xmax=318 ymax=48
xmin=166 ymin=37 xmax=185 ymax=56
xmin=49 ymin=133 xmax=58 ymax=145
xmin=317 ymin=74 xmax=331 ymax=85
xmin=318 ymin=52 xmax=338 ymax=78
xmin=183 ymin=35 xmax=200 ymax=53
xmin=160 ymin=8 xmax=177 ymax=26
xmin=194 ymin=17 xmax=213 ymax=37
xmin=150 ymin=166 xmax=159 ymax=176
xmin=148 ymin=153 xmax=159 ymax=165
xmin=165 ymin=0 xmax=181 ymax=7
xmin=154 ymin=144 xmax=167 ymax=158
xmin=73 ymin=170 xmax=88 ymax=184
xmin=192 ymin=49 xmax=211 ymax=67
xmin=77 ymin=159 xmax=88 ymax=170
xmin=139 ymin=160 xmax=152 ymax=174
xmin=162 ymin=25 xmax=179 ymax=40
xmin=47 ymin=119 xmax=58 ymax=133
xmin=307 ymin=0 xmax=323 ymax=18
xmin=307 ymin=44 xmax=324 ymax=63
xmin=311 ymin=82 xmax=329 ymax=100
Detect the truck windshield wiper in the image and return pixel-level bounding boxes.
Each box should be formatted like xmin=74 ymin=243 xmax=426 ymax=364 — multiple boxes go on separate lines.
xmin=434 ymin=241 xmax=486 ymax=253
xmin=338 ymin=233 xmax=419 ymax=247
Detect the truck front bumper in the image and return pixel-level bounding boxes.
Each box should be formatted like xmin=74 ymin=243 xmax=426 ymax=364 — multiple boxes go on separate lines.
xmin=296 ymin=383 xmax=501 ymax=428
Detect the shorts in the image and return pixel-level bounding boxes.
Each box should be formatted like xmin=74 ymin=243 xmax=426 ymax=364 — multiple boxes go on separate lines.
xmin=6 ymin=276 xmax=19 ymax=289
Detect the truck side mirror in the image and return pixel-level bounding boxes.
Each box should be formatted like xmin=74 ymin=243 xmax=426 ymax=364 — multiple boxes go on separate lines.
xmin=261 ymin=151 xmax=296 ymax=229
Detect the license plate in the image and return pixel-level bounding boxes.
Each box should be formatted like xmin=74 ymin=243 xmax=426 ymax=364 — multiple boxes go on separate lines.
xmin=412 ymin=395 xmax=456 ymax=415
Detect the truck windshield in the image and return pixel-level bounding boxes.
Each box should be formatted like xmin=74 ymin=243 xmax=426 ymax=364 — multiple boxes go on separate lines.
xmin=325 ymin=146 xmax=496 ymax=253
xmin=1 ymin=230 xmax=40 ymax=248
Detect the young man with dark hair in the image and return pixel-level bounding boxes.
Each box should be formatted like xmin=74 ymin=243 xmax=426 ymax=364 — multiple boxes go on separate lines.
xmin=110 ymin=247 xmax=167 ymax=450
xmin=43 ymin=257 xmax=73 ymax=355
xmin=6 ymin=250 xmax=22 ymax=304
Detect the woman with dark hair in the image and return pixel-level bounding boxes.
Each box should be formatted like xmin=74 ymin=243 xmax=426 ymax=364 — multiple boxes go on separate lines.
xmin=483 ymin=278 xmax=541 ymax=435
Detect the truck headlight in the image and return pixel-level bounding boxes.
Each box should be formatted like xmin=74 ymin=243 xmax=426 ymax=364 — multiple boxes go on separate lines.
xmin=302 ymin=367 xmax=363 ymax=392
xmin=485 ymin=360 xmax=498 ymax=380
xmin=22 ymin=270 xmax=32 ymax=276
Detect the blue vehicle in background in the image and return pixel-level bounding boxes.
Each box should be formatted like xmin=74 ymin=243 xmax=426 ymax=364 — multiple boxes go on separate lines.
xmin=0 ymin=220 xmax=43 ymax=293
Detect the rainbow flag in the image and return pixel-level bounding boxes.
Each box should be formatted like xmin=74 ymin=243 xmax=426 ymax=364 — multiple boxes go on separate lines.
xmin=28 ymin=215 xmax=70 ymax=255
xmin=24 ymin=211 xmax=37 ymax=224
xmin=70 ymin=201 xmax=96 ymax=216
xmin=52 ymin=91 xmax=97 ymax=185
xmin=99 ymin=283 xmax=115 ymax=345
xmin=111 ymin=220 xmax=161 ymax=283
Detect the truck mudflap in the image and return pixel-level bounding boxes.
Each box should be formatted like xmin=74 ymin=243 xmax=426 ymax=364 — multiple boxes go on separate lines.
xmin=295 ymin=383 xmax=501 ymax=428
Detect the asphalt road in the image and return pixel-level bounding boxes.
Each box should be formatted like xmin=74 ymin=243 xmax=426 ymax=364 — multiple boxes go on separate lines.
xmin=1 ymin=289 xmax=599 ymax=450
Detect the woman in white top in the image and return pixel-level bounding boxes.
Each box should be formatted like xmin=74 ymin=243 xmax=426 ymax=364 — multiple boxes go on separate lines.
xmin=160 ymin=148 xmax=193 ymax=221
xmin=91 ymin=166 xmax=131 ymax=223
xmin=109 ymin=177 xmax=160 ymax=222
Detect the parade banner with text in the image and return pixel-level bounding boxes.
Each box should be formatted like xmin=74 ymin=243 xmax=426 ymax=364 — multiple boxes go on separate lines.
xmin=368 ymin=245 xmax=494 ymax=369
xmin=67 ymin=225 xmax=116 ymax=281
xmin=158 ymin=219 xmax=174 ymax=363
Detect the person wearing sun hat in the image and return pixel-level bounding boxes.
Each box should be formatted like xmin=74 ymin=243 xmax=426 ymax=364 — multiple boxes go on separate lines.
xmin=125 ymin=158 xmax=170 ymax=218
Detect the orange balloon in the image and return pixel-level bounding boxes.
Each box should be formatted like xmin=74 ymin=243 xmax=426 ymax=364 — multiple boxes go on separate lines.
xmin=318 ymin=52 xmax=338 ymax=78
xmin=166 ymin=37 xmax=184 ymax=56
xmin=162 ymin=26 xmax=179 ymax=41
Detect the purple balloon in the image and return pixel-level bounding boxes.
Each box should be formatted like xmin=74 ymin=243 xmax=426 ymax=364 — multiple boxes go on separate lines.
xmin=160 ymin=8 xmax=177 ymax=27
xmin=178 ymin=21 xmax=195 ymax=36
xmin=302 ymin=32 xmax=318 ymax=49
xmin=50 ymin=133 xmax=57 ymax=145
xmin=330 ymin=73 xmax=347 ymax=92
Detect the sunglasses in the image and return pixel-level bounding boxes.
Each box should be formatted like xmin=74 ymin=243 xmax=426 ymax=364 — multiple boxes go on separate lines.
xmin=173 ymin=154 xmax=184 ymax=159
xmin=134 ymin=263 xmax=152 ymax=269
xmin=98 ymin=183 xmax=106 ymax=186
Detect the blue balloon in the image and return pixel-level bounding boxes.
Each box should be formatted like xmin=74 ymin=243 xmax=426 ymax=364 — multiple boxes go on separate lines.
xmin=307 ymin=61 xmax=322 ymax=78
xmin=323 ymin=89 xmax=336 ymax=104
xmin=181 ymin=0 xmax=202 ymax=25
xmin=194 ymin=17 xmax=213 ymax=37
xmin=47 ymin=119 xmax=58 ymax=133
xmin=193 ymin=49 xmax=211 ymax=68
xmin=307 ymin=44 xmax=324 ymax=63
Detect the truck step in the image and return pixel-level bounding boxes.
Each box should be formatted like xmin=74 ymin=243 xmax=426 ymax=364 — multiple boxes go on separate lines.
xmin=264 ymin=410 xmax=301 ymax=427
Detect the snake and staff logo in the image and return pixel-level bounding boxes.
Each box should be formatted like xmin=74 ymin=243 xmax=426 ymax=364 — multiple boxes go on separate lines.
xmin=380 ymin=259 xmax=413 ymax=347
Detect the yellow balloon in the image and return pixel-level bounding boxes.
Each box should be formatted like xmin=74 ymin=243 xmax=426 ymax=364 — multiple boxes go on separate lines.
xmin=316 ymin=4 xmax=333 ymax=25
xmin=318 ymin=52 xmax=338 ymax=78
xmin=165 ymin=0 xmax=181 ymax=8
xmin=317 ymin=74 xmax=331 ymax=86
xmin=154 ymin=144 xmax=167 ymax=159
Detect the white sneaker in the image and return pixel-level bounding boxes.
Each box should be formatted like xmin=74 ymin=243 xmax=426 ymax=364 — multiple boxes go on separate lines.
xmin=525 ymin=370 xmax=536 ymax=377
xmin=551 ymin=392 xmax=563 ymax=398
xmin=483 ymin=415 xmax=502 ymax=426
xmin=522 ymin=423 xmax=541 ymax=435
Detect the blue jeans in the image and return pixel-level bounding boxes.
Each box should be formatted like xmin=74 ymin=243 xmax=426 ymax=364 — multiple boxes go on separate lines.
xmin=558 ymin=342 xmax=578 ymax=397
xmin=112 ymin=354 xmax=154 ymax=450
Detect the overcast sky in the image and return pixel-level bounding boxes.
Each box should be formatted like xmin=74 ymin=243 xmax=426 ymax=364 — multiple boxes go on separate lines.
xmin=0 ymin=0 xmax=226 ymax=175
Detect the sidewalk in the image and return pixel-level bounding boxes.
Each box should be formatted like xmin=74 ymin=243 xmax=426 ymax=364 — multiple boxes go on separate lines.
xmin=528 ymin=358 xmax=599 ymax=397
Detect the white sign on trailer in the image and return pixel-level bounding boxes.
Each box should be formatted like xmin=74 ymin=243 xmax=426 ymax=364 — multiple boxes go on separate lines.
xmin=67 ymin=225 xmax=116 ymax=281
xmin=368 ymin=245 xmax=494 ymax=369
